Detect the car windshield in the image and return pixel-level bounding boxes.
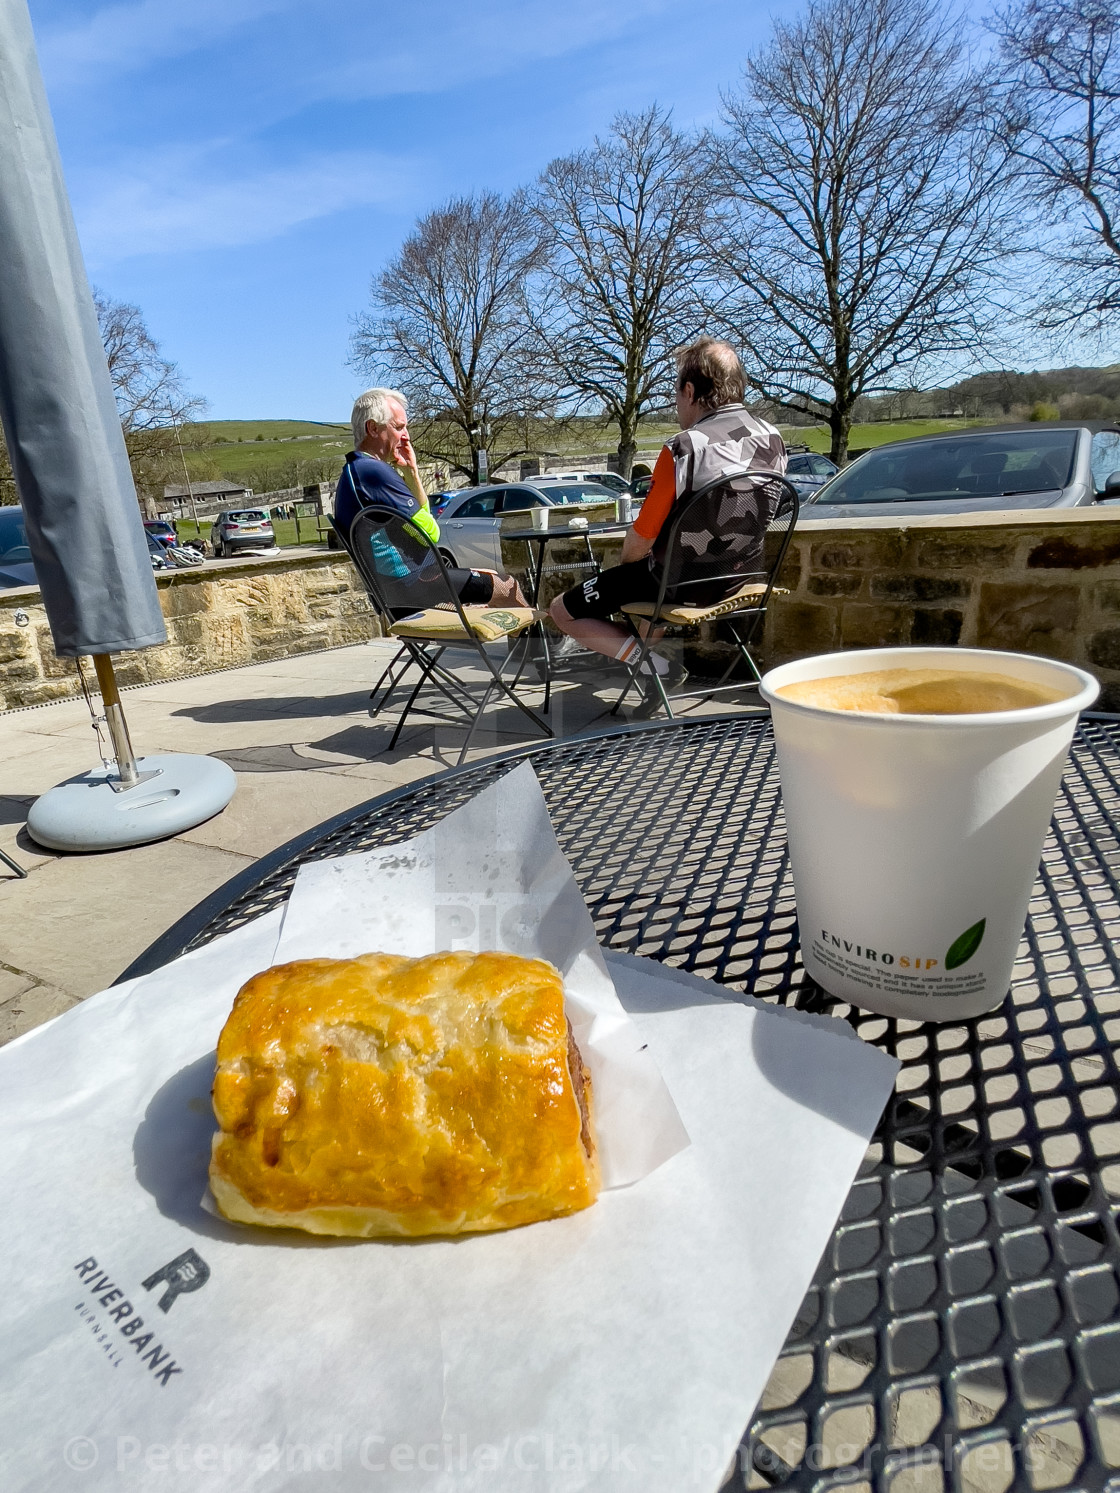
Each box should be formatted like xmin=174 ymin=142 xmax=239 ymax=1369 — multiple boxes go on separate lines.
xmin=0 ymin=509 xmax=30 ymax=564
xmin=540 ymin=483 xmax=617 ymax=504
xmin=814 ymin=430 xmax=1079 ymax=504
xmin=226 ymin=510 xmax=267 ymax=523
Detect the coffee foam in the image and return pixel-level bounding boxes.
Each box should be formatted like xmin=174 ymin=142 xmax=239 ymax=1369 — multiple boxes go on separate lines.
xmin=775 ymin=667 xmax=1071 ymax=716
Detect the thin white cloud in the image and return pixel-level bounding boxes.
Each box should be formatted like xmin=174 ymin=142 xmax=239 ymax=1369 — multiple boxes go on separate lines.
xmin=325 ymin=0 xmax=675 ymax=102
xmin=37 ymin=0 xmax=292 ymax=86
xmin=75 ymin=146 xmax=420 ymax=260
xmin=38 ymin=0 xmax=674 ymax=104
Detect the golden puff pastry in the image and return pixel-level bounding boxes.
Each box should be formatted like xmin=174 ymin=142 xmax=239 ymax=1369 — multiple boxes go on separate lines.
xmin=209 ymin=949 xmax=599 ymax=1237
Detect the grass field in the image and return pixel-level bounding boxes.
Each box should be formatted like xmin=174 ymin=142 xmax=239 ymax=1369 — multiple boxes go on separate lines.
xmin=173 ymin=516 xmax=328 ymax=548
xmin=168 ymin=410 xmax=1028 ymax=555
xmin=178 ymin=414 xmax=1008 ymax=497
xmin=504 ymin=415 xmax=1000 ymax=459
xmin=201 ymin=419 xmax=350 ymax=443
xmin=181 ymin=419 xmax=351 ymax=490
xmin=788 ymin=418 xmax=997 ymax=454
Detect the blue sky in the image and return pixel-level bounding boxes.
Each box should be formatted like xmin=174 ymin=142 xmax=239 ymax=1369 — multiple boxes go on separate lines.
xmin=28 ymin=0 xmax=789 ymax=422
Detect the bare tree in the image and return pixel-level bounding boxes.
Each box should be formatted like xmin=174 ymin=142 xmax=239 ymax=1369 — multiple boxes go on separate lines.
xmin=238 ymin=453 xmax=341 ymax=494
xmin=0 ymin=290 xmax=204 ymax=504
xmin=991 ymin=0 xmax=1120 ymax=333
xmin=531 ymin=106 xmax=713 ymax=479
xmin=95 ymin=290 xmax=207 ymax=501
xmin=708 ymin=0 xmax=1009 ymax=462
xmin=95 ymin=291 xmax=200 ymax=434
xmin=350 ymin=192 xmax=548 ymax=485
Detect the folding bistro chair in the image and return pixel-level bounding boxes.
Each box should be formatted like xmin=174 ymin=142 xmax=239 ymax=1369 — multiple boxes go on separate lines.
xmin=611 ymin=468 xmax=799 ymax=719
xmin=346 ymin=506 xmax=551 ymax=763
xmin=329 ymin=515 xmax=414 ymax=718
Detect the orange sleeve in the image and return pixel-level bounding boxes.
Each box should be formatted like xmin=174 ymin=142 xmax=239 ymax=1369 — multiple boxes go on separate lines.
xmin=632 ymin=446 xmax=677 ymax=541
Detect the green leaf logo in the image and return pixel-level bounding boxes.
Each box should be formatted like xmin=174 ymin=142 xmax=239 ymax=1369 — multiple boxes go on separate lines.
xmin=946 ymin=919 xmax=986 ymax=970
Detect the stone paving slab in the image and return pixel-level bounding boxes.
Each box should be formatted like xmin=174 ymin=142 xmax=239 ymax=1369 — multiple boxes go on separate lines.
xmin=0 ymin=639 xmax=761 ymax=1046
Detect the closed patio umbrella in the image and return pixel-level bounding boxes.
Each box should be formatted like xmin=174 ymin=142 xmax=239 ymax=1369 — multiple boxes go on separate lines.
xmin=0 ymin=0 xmax=234 ymax=850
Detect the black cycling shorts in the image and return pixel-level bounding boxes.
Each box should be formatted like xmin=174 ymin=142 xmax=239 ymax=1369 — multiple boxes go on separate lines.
xmin=389 ymin=567 xmax=493 ymax=620
xmin=450 ymin=568 xmax=494 ymax=605
xmin=559 ymin=560 xmax=661 ymax=621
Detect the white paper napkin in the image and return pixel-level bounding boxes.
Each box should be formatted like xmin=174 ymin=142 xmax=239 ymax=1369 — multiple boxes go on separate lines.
xmin=0 ymin=914 xmax=897 ymax=1493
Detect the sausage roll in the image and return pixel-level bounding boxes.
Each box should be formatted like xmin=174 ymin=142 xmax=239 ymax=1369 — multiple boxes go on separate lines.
xmin=209 ymin=949 xmax=598 ymax=1237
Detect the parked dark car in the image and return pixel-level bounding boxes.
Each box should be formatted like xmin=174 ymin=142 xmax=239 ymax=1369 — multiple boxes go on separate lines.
xmin=784 ymin=451 xmax=838 ymax=498
xmin=801 ymin=422 xmax=1120 ymax=520
xmin=146 ymin=531 xmax=172 ymax=570
xmin=143 ymin=518 xmax=178 ymax=549
xmin=578 ymin=471 xmax=631 ymax=495
xmin=0 ymin=506 xmax=36 ymax=587
xmin=209 ymin=508 xmax=276 ymax=557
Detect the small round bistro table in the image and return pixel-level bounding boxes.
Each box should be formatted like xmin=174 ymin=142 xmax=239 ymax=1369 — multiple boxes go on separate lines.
xmin=123 ymin=714 xmax=1120 ymax=1493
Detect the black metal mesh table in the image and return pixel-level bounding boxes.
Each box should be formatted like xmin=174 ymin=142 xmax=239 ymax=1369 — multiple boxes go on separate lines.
xmin=502 ymin=519 xmax=626 ymax=607
xmin=123 ymin=714 xmax=1120 ymax=1493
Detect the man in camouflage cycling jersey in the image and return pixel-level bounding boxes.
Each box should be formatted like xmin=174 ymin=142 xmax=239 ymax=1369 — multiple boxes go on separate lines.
xmin=549 ymin=338 xmax=786 ymax=685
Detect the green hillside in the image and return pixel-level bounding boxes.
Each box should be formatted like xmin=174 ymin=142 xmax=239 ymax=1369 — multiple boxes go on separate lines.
xmin=202 ymin=419 xmax=350 ymax=443
xmin=181 ymin=419 xmax=351 ymax=491
xmin=178 ymin=413 xmax=1013 ymax=493
xmin=789 ymin=418 xmax=997 ymax=454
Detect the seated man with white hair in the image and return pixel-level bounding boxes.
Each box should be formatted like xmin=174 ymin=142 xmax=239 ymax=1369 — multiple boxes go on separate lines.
xmin=334 ymin=388 xmax=526 ymax=612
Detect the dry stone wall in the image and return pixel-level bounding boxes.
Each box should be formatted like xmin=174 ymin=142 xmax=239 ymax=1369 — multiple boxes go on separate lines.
xmin=5 ymin=508 xmax=1120 ymax=713
xmin=765 ymin=508 xmax=1120 ymax=708
xmin=0 ymin=551 xmax=381 ymax=711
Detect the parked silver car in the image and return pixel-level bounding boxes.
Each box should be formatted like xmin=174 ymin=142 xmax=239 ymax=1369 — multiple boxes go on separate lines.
xmin=801 ymin=422 xmax=1120 ymax=521
xmin=540 ymin=470 xmax=634 ymax=495
xmin=210 ymin=508 xmax=276 ymax=557
xmin=435 ymin=480 xmax=620 ymax=571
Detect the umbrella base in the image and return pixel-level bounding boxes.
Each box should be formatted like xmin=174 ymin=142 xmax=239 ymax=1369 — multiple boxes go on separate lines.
xmin=26 ymin=754 xmax=237 ymax=852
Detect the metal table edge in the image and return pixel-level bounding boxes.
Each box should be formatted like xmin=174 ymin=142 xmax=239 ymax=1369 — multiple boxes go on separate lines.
xmin=114 ymin=709 xmax=771 ymax=984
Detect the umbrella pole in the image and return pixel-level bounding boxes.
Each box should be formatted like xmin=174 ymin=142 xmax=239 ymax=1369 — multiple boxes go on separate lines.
xmin=91 ymin=653 xmax=140 ymax=788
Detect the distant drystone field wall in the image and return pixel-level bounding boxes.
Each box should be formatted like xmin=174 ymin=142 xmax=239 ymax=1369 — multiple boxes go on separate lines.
xmin=1 ymin=507 xmax=1120 ymax=712
xmin=0 ymin=552 xmax=382 ymax=711
xmin=765 ymin=508 xmax=1120 ymax=709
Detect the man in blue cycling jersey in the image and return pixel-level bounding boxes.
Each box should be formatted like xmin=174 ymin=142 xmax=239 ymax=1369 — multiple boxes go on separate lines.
xmin=335 ymin=389 xmax=526 ymax=609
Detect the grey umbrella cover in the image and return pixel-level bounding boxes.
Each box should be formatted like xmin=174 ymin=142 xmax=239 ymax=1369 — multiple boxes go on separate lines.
xmin=0 ymin=0 xmax=166 ymax=655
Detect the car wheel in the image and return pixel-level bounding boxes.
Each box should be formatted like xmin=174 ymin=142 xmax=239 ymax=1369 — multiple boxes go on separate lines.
xmin=438 ymin=547 xmax=458 ymax=569
xmin=215 ymin=542 xmax=226 ymax=558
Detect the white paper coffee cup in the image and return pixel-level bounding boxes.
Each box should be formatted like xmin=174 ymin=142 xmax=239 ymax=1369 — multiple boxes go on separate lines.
xmin=760 ymin=647 xmax=1100 ymax=1021
xmin=531 ymin=506 xmax=549 ymax=531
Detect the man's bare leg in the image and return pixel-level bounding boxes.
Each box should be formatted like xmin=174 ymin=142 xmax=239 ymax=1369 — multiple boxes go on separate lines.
xmin=549 ymin=595 xmax=630 ymax=658
xmin=548 ymin=595 xmax=666 ymax=660
xmin=478 ymin=571 xmax=527 ymax=607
